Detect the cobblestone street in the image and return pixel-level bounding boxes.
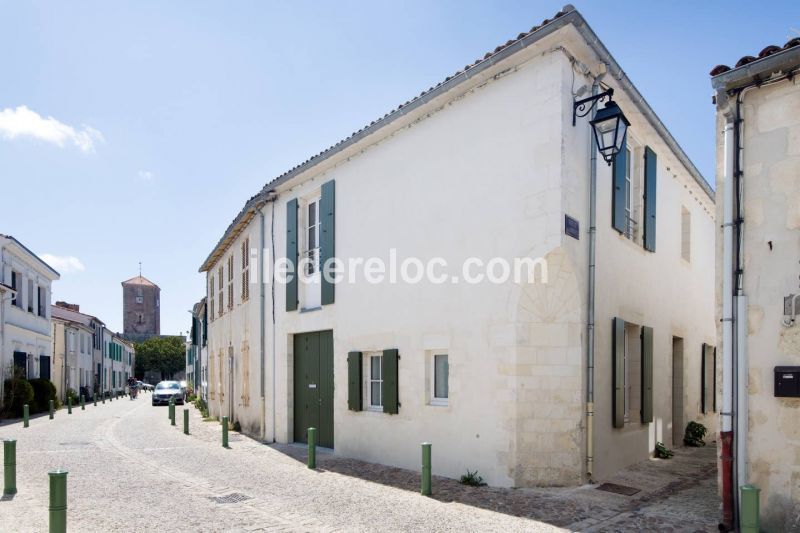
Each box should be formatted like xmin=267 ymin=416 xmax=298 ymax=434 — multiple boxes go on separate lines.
xmin=1 ymin=396 xmax=720 ymax=532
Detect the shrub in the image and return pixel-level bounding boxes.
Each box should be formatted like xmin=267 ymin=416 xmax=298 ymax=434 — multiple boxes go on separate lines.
xmin=684 ymin=421 xmax=708 ymax=447
xmin=2 ymin=378 xmax=34 ymax=418
xmin=28 ymin=379 xmax=57 ymax=413
xmin=459 ymin=470 xmax=487 ymax=487
xmin=655 ymin=441 xmax=674 ymax=459
xmin=65 ymin=388 xmax=79 ymax=404
xmin=194 ymin=396 xmax=208 ymax=418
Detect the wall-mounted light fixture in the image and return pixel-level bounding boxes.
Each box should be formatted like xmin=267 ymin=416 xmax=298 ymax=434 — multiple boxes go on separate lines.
xmin=573 ymin=88 xmax=629 ymax=165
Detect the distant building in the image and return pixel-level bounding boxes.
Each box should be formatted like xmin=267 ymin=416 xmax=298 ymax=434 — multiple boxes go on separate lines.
xmin=51 ymin=302 xmax=104 ymax=401
xmin=121 ymin=275 xmax=160 ymax=342
xmin=0 ymin=234 xmax=60 ymax=405
xmin=186 ymin=298 xmax=207 ymax=397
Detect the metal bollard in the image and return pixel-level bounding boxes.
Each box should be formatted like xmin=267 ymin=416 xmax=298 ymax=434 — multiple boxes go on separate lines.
xmin=67 ymin=397 xmax=72 ymax=415
xmin=421 ymin=442 xmax=432 ymax=496
xmin=23 ymin=404 xmax=29 ymax=428
xmin=48 ymin=469 xmax=68 ymax=533
xmin=222 ymin=416 xmax=229 ymax=448
xmin=307 ymin=427 xmax=317 ymax=469
xmin=169 ymin=400 xmax=175 ymax=425
xmin=49 ymin=399 xmax=54 ymax=419
xmin=3 ymin=439 xmax=16 ymax=495
xmin=93 ymin=395 xmax=97 ymax=407
xmin=183 ymin=409 xmax=189 ymax=435
xmin=80 ymin=395 xmax=85 ymax=410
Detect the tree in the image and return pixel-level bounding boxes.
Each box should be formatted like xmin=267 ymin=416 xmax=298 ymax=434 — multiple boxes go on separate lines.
xmin=134 ymin=336 xmax=185 ymax=381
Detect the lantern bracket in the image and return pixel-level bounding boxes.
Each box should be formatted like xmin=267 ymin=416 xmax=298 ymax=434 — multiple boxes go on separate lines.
xmin=572 ymin=88 xmax=614 ymax=126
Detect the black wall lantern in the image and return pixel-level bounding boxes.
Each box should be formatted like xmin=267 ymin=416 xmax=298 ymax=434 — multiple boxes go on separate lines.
xmin=573 ymin=88 xmax=629 ymax=165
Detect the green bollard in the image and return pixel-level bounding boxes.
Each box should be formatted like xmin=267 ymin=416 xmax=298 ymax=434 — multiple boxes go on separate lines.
xmin=3 ymin=439 xmax=16 ymax=495
xmin=67 ymin=397 xmax=72 ymax=415
xmin=93 ymin=395 xmax=97 ymax=407
xmin=169 ymin=399 xmax=175 ymax=424
xmin=48 ymin=469 xmax=68 ymax=533
xmin=23 ymin=404 xmax=29 ymax=428
xmin=222 ymin=416 xmax=229 ymax=448
xmin=421 ymin=442 xmax=432 ymax=496
xmin=740 ymin=484 xmax=760 ymax=533
xmin=80 ymin=395 xmax=85 ymax=410
xmin=307 ymin=427 xmax=317 ymax=469
xmin=183 ymin=409 xmax=189 ymax=435
xmin=49 ymin=399 xmax=54 ymax=419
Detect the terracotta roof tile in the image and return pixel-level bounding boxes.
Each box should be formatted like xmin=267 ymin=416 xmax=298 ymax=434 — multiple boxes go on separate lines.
xmin=711 ymin=36 xmax=800 ymax=75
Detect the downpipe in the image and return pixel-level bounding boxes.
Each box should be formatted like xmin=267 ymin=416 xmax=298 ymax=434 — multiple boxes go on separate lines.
xmin=259 ymin=205 xmax=266 ymax=441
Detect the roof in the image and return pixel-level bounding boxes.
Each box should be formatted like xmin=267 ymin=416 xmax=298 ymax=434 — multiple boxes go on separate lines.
xmin=121 ymin=275 xmax=159 ymax=288
xmin=0 ymin=234 xmax=60 ymax=278
xmin=710 ymin=38 xmax=800 ymax=91
xmin=51 ymin=304 xmax=104 ymax=327
xmin=200 ymin=3 xmax=712 ymax=272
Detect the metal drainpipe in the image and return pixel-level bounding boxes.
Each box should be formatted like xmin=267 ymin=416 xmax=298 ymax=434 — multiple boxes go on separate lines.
xmin=270 ymin=193 xmax=277 ymax=442
xmin=586 ymin=77 xmax=600 ymax=481
xmin=258 ymin=204 xmax=267 ymax=441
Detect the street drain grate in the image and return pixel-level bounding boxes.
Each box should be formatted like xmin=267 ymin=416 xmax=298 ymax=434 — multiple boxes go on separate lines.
xmin=596 ymin=482 xmax=640 ymax=496
xmin=210 ymin=493 xmax=252 ymax=504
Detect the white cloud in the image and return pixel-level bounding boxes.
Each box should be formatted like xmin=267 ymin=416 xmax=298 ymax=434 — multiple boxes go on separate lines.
xmin=0 ymin=105 xmax=104 ymax=153
xmin=138 ymin=170 xmax=154 ymax=181
xmin=40 ymin=254 xmax=86 ymax=273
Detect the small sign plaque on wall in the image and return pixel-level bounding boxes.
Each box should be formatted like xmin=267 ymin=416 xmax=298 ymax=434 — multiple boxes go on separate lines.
xmin=565 ymin=214 xmax=580 ymax=240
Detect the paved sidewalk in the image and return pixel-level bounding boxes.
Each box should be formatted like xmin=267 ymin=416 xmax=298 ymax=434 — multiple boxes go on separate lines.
xmin=0 ymin=396 xmax=719 ymax=532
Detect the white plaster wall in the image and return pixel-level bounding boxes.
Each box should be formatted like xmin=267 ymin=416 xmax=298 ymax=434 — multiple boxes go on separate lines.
xmin=715 ymin=78 xmax=800 ymax=531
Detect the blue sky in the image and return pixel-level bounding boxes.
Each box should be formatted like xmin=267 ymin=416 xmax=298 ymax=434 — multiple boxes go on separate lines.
xmin=1 ymin=1 xmax=797 ymax=335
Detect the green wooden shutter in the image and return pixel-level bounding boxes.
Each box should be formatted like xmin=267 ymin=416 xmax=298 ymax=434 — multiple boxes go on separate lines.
xmin=383 ymin=348 xmax=399 ymax=414
xmin=612 ymin=137 xmax=628 ymax=234
xmin=320 ymin=180 xmax=335 ymax=305
xmin=713 ymin=347 xmax=717 ymax=412
xmin=286 ymin=198 xmax=299 ymax=311
xmin=701 ymin=343 xmax=711 ymax=414
xmin=643 ymin=146 xmax=657 ymax=252
xmin=612 ymin=318 xmax=625 ymax=428
xmin=347 ymin=351 xmax=362 ymax=411
xmin=640 ymin=326 xmax=653 ymax=423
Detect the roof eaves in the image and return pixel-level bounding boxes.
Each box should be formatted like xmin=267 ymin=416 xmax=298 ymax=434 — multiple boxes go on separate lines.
xmin=711 ymin=45 xmax=800 ymax=92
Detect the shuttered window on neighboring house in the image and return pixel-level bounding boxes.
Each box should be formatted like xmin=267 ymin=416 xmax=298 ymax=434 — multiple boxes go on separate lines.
xmin=382 ymin=348 xmax=399 ymax=414
xmin=643 ymin=146 xmax=657 ymax=252
xmin=640 ymin=326 xmax=654 ymax=423
xmin=286 ymin=198 xmax=299 ymax=311
xmin=613 ymin=318 xmax=654 ymax=427
xmin=701 ymin=343 xmax=715 ymax=414
xmin=241 ymin=341 xmax=250 ymax=407
xmin=348 ymin=351 xmax=362 ymax=411
xmin=320 ymin=180 xmax=335 ymax=305
xmin=612 ymin=138 xmax=628 ymax=235
xmin=241 ymin=237 xmax=250 ymax=302
xmin=612 ymin=318 xmax=626 ymax=428
xmin=227 ymin=256 xmax=234 ymax=309
xmin=209 ymin=276 xmax=215 ymax=322
xmin=218 ymin=267 xmax=224 ymax=317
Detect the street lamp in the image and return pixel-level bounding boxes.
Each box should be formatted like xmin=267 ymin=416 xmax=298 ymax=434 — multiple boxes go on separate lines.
xmin=573 ymin=88 xmax=629 ymax=165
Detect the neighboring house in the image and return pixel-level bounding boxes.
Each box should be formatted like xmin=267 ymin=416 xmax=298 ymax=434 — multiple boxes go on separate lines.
xmin=0 ymin=235 xmax=60 ymax=405
xmin=200 ymin=5 xmax=716 ymax=487
xmin=102 ymin=328 xmax=135 ymax=394
xmin=710 ymin=39 xmax=800 ymax=531
xmin=51 ymin=302 xmax=105 ymax=400
xmin=187 ymin=298 xmax=207 ymax=397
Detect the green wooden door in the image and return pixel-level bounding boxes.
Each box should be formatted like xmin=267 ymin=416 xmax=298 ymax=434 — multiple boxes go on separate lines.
xmin=293 ymin=330 xmax=334 ymax=448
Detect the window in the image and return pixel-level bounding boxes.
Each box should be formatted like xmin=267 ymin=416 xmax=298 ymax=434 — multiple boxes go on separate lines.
xmin=368 ymin=354 xmax=383 ymax=410
xmin=37 ymin=286 xmax=46 ymax=317
xmin=624 ymin=145 xmax=633 ymax=238
xmin=681 ymin=206 xmax=691 ymax=262
xmin=623 ymin=323 xmax=642 ymax=422
xmin=227 ymin=256 xmax=234 ymax=309
xmin=135 ymin=296 xmax=143 ymax=304
xmin=27 ymin=278 xmax=34 ymax=312
xmin=241 ymin=237 xmax=250 ymax=302
xmin=305 ymin=199 xmax=320 ymax=275
xmin=10 ymin=271 xmax=20 ymax=307
xmin=431 ymin=353 xmax=449 ymax=405
xmin=217 ymin=266 xmax=224 ymax=317
xmin=137 ymin=313 xmax=144 ymax=324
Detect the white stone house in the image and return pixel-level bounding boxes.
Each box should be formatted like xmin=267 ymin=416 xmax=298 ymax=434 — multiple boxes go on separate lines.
xmin=711 ymin=39 xmax=800 ymax=531
xmin=101 ymin=328 xmax=134 ymax=395
xmin=200 ymin=5 xmax=716 ymax=487
xmin=0 ymin=234 xmax=60 ymax=403
xmin=51 ymin=303 xmax=105 ymax=400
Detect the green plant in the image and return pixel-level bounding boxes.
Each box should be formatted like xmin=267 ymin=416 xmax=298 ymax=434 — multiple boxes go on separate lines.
xmin=655 ymin=441 xmax=674 ymax=459
xmin=232 ymin=419 xmax=241 ymax=432
xmin=28 ymin=379 xmax=57 ymax=413
xmin=459 ymin=470 xmax=487 ymax=487
xmin=2 ymin=378 xmax=34 ymax=418
xmin=194 ymin=396 xmax=208 ymax=418
xmin=65 ymin=388 xmax=79 ymax=404
xmin=684 ymin=421 xmax=708 ymax=447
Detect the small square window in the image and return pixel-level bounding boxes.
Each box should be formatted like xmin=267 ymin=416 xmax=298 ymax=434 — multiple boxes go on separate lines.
xmin=431 ymin=353 xmax=449 ymax=406
xmin=368 ymin=354 xmax=383 ymax=410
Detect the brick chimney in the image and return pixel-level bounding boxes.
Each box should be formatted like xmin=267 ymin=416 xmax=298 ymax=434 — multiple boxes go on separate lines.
xmin=55 ymin=301 xmax=80 ymax=312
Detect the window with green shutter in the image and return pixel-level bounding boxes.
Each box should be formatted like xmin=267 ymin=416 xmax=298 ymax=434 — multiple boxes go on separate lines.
xmin=612 ymin=318 xmax=625 ymax=428
xmin=382 ymin=348 xmax=399 ymax=415
xmin=640 ymin=326 xmax=653 ymax=423
xmin=347 ymin=351 xmax=362 ymax=411
xmin=612 ymin=137 xmax=628 ymax=234
xmin=286 ymin=198 xmax=299 ymax=311
xmin=643 ymin=146 xmax=657 ymax=252
xmin=320 ymin=180 xmax=335 ymax=305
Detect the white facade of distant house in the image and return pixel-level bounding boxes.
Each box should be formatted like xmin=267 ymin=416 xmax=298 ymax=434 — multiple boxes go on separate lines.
xmin=101 ymin=329 xmax=134 ymax=394
xmin=201 ymin=7 xmax=716 ymax=487
xmin=51 ymin=317 xmax=94 ymax=400
xmin=0 ymin=235 xmax=59 ymax=403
